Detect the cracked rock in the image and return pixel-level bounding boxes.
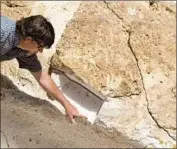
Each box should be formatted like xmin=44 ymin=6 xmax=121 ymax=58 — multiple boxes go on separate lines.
xmin=1 ymin=1 xmax=176 ymax=148
xmin=51 ymin=1 xmax=143 ymax=98
xmin=1 ymin=131 xmax=10 ymax=148
xmin=127 ymin=1 xmax=176 ymax=139
xmin=51 ymin=1 xmax=176 ymax=147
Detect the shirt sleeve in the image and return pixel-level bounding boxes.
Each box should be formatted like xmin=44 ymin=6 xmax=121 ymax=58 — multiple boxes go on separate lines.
xmin=16 ymin=54 xmax=42 ymax=72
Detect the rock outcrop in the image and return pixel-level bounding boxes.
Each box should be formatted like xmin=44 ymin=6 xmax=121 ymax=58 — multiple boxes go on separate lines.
xmin=51 ymin=1 xmax=176 ymax=148
xmin=1 ymin=1 xmax=176 ymax=148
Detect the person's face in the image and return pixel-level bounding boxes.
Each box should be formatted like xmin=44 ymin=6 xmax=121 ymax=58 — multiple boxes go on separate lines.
xmin=23 ymin=37 xmax=44 ymax=56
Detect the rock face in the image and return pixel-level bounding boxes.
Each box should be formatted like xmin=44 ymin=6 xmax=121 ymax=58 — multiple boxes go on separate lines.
xmin=51 ymin=1 xmax=176 ymax=147
xmin=1 ymin=1 xmax=176 ymax=148
xmin=105 ymin=0 xmax=176 ymax=140
xmin=126 ymin=1 xmax=176 ymax=139
xmin=51 ymin=1 xmax=143 ymax=98
xmin=1 ymin=1 xmax=35 ymax=20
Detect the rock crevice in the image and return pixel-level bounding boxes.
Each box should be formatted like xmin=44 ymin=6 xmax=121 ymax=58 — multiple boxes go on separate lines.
xmin=104 ymin=1 xmax=123 ymax=22
xmin=1 ymin=131 xmax=10 ymax=148
xmin=104 ymin=0 xmax=176 ymax=141
xmin=127 ymin=31 xmax=176 ymax=141
xmin=1 ymin=1 xmax=176 ymax=148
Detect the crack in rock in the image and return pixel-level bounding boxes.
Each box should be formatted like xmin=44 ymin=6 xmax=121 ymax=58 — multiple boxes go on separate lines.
xmin=103 ymin=1 xmax=129 ymax=31
xmin=1 ymin=131 xmax=10 ymax=148
xmin=127 ymin=31 xmax=176 ymax=141
xmin=19 ymin=77 xmax=34 ymax=85
xmin=103 ymin=0 xmax=176 ymax=141
xmin=164 ymin=127 xmax=176 ymax=131
xmin=103 ymin=1 xmax=132 ymax=32
xmin=103 ymin=1 xmax=123 ymax=21
xmin=111 ymin=93 xmax=141 ymax=98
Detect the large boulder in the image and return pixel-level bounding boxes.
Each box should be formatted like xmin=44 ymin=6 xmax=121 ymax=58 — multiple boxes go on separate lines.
xmin=1 ymin=1 xmax=176 ymax=148
xmin=51 ymin=1 xmax=143 ymax=98
xmin=51 ymin=1 xmax=176 ymax=148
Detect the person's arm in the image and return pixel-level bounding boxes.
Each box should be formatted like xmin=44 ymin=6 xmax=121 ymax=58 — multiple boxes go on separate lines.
xmin=31 ymin=70 xmax=86 ymax=123
xmin=16 ymin=53 xmax=86 ymax=123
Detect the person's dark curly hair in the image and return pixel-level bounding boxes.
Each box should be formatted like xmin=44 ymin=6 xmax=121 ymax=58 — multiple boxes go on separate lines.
xmin=16 ymin=15 xmax=55 ymax=49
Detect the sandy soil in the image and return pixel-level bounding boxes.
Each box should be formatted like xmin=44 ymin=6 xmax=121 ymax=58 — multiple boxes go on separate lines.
xmin=1 ymin=75 xmax=143 ymax=148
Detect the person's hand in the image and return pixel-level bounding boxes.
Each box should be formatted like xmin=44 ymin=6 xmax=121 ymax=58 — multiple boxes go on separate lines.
xmin=65 ymin=103 xmax=87 ymax=123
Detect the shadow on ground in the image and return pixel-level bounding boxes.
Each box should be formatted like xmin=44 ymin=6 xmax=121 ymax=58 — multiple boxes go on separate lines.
xmin=0 ymin=74 xmax=144 ymax=148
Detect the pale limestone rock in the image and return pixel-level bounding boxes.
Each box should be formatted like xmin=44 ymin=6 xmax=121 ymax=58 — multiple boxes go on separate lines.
xmin=51 ymin=1 xmax=143 ymax=98
xmin=127 ymin=1 xmax=176 ymax=139
xmin=1 ymin=1 xmax=176 ymax=148
xmin=105 ymin=0 xmax=176 ymax=140
xmin=1 ymin=1 xmax=35 ymax=20
xmin=1 ymin=59 xmax=47 ymax=99
xmin=51 ymin=1 xmax=176 ymax=147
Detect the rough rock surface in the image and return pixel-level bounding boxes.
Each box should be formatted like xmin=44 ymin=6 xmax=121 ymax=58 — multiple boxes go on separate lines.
xmin=1 ymin=1 xmax=35 ymax=20
xmin=105 ymin=0 xmax=176 ymax=139
xmin=126 ymin=1 xmax=176 ymax=139
xmin=51 ymin=1 xmax=176 ymax=147
xmin=51 ymin=1 xmax=143 ymax=98
xmin=1 ymin=1 xmax=176 ymax=148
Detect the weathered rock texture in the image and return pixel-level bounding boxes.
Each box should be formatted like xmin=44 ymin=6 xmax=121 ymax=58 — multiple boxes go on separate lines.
xmin=51 ymin=1 xmax=143 ymax=98
xmin=1 ymin=1 xmax=35 ymax=20
xmin=51 ymin=1 xmax=176 ymax=148
xmin=124 ymin=1 xmax=176 ymax=140
xmin=1 ymin=1 xmax=176 ymax=148
xmin=104 ymin=0 xmax=176 ymax=140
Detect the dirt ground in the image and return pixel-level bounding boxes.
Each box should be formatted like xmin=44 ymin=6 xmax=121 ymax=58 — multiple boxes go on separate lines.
xmin=1 ymin=75 xmax=143 ymax=148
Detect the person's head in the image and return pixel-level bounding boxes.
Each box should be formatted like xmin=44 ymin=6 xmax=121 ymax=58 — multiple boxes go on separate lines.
xmin=16 ymin=15 xmax=55 ymax=55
